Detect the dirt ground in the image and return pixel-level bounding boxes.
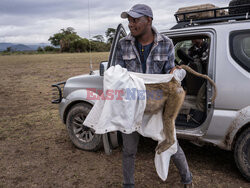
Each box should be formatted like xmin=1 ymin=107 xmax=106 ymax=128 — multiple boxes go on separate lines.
xmin=0 ymin=53 xmax=249 ymax=188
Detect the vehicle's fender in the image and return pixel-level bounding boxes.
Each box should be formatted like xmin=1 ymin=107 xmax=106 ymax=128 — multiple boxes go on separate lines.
xmin=223 ymin=106 xmax=250 ymax=150
xmin=66 ymin=88 xmax=100 ymax=104
xmin=200 ymin=106 xmax=250 ymax=150
xmin=60 ymin=89 xmax=99 ymax=123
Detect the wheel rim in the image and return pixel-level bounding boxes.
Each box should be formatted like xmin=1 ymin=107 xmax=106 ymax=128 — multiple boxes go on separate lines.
xmin=72 ymin=113 xmax=95 ymax=143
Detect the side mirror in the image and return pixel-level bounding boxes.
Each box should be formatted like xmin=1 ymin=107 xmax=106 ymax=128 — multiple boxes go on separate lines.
xmin=99 ymin=61 xmax=108 ymax=76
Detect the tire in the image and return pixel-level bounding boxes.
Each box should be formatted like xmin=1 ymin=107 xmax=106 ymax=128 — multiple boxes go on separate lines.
xmin=229 ymin=0 xmax=250 ymax=15
xmin=66 ymin=102 xmax=103 ymax=151
xmin=234 ymin=127 xmax=250 ymax=181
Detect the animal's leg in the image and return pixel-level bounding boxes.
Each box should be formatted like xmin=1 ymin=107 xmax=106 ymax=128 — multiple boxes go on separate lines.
xmin=156 ymin=86 xmax=185 ymax=154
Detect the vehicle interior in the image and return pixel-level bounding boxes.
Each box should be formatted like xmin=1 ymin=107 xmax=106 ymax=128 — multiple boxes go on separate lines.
xmin=171 ymin=35 xmax=211 ymax=128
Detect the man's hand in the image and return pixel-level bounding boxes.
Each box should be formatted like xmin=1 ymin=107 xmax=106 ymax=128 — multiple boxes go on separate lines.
xmin=170 ymin=65 xmax=182 ymax=74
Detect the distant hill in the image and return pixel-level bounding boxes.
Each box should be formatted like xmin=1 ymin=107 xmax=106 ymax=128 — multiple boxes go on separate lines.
xmin=10 ymin=44 xmax=32 ymax=51
xmin=25 ymin=43 xmax=49 ymax=51
xmin=0 ymin=43 xmax=13 ymax=51
xmin=0 ymin=43 xmax=51 ymax=51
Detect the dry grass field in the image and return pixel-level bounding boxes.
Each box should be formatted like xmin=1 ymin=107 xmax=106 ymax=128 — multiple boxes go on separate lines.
xmin=0 ymin=53 xmax=249 ymax=188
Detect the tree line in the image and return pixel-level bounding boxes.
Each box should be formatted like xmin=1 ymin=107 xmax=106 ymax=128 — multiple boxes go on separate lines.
xmin=38 ymin=27 xmax=116 ymax=53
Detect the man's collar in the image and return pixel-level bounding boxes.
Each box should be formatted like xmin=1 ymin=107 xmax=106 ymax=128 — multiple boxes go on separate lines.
xmin=126 ymin=26 xmax=163 ymax=43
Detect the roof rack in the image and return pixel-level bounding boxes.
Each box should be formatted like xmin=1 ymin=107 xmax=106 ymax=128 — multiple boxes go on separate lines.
xmin=172 ymin=4 xmax=250 ymax=29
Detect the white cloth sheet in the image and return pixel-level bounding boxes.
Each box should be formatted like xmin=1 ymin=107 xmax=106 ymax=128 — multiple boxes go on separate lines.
xmin=83 ymin=65 xmax=186 ymax=181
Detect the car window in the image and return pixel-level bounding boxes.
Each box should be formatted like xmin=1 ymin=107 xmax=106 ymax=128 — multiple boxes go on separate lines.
xmin=243 ymin=37 xmax=250 ymax=57
xmin=108 ymin=24 xmax=127 ymax=68
xmin=230 ymin=30 xmax=250 ymax=72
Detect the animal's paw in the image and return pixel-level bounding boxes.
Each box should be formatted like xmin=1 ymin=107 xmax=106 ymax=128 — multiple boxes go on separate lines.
xmin=155 ymin=139 xmax=175 ymax=154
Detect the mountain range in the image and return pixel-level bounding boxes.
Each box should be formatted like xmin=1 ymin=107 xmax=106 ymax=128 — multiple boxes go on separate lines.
xmin=0 ymin=43 xmax=50 ymax=51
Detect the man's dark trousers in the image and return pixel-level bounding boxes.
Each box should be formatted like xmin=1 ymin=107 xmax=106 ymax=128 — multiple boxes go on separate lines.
xmin=122 ymin=132 xmax=192 ymax=187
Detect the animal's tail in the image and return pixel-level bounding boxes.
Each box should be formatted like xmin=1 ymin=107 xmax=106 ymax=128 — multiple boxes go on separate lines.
xmin=180 ymin=65 xmax=217 ymax=103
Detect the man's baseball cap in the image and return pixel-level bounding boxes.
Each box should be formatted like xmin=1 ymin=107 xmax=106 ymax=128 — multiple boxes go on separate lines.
xmin=121 ymin=4 xmax=153 ymax=19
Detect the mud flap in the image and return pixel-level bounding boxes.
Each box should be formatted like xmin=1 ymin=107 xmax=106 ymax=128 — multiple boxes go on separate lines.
xmin=102 ymin=132 xmax=120 ymax=155
xmin=103 ymin=133 xmax=112 ymax=155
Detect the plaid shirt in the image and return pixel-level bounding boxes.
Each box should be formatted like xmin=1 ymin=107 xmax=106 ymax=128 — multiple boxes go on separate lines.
xmin=114 ymin=27 xmax=175 ymax=74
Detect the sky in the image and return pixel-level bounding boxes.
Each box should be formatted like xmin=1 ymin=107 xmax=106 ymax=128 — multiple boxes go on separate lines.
xmin=0 ymin=0 xmax=231 ymax=44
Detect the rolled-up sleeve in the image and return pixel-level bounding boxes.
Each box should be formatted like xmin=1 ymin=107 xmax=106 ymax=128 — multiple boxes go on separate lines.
xmin=164 ymin=40 xmax=175 ymax=74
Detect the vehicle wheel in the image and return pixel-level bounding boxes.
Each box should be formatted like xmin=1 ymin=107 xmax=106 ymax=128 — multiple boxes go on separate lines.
xmin=234 ymin=127 xmax=250 ymax=181
xmin=66 ymin=102 xmax=103 ymax=151
xmin=229 ymin=0 xmax=250 ymax=15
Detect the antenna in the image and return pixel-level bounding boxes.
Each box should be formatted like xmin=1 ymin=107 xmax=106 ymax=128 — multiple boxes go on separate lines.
xmin=88 ymin=0 xmax=93 ymax=75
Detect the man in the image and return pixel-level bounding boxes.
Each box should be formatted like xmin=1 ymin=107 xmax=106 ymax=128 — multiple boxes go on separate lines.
xmin=188 ymin=38 xmax=209 ymax=74
xmin=188 ymin=38 xmax=209 ymax=114
xmin=114 ymin=4 xmax=193 ymax=188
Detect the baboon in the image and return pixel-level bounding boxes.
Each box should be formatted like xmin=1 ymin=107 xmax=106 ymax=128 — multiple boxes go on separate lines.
xmin=144 ymin=65 xmax=217 ymax=154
